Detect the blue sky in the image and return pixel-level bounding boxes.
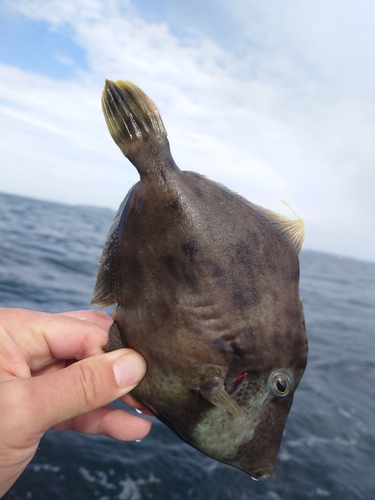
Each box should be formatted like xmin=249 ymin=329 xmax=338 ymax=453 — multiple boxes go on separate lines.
xmin=0 ymin=8 xmax=87 ymax=78
xmin=1 ymin=0 xmax=375 ymax=262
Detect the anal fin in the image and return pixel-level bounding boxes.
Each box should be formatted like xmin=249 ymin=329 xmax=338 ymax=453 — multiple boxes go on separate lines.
xmin=103 ymin=321 xmax=127 ymax=352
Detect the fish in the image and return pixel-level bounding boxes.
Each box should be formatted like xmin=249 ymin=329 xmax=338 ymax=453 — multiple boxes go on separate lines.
xmin=92 ymin=80 xmax=308 ymax=480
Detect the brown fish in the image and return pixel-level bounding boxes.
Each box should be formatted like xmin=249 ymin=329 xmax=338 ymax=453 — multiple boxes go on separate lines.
xmin=92 ymin=80 xmax=308 ymax=480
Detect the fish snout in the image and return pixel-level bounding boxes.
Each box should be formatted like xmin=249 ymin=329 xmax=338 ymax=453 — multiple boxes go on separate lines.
xmin=249 ymin=466 xmax=274 ymax=481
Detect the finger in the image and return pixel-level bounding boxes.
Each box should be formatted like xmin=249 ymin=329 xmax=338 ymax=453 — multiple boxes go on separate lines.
xmin=58 ymin=310 xmax=113 ymax=332
xmin=121 ymin=393 xmax=155 ymax=416
xmin=1 ymin=308 xmax=109 ymax=372
xmin=53 ymin=407 xmax=152 ymax=440
xmin=32 ymin=360 xmax=67 ymax=376
xmin=21 ymin=349 xmax=147 ymax=434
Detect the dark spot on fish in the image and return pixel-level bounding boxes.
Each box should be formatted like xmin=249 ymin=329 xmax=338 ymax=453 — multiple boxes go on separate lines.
xmin=205 ymin=261 xmax=227 ymax=286
xmin=184 ymin=271 xmax=200 ymax=293
xmin=212 ymin=338 xmax=232 ymax=357
xmin=182 ymin=240 xmax=199 ymax=257
xmin=194 ymin=187 xmax=204 ymax=198
xmin=232 ymin=286 xmax=249 ymax=310
xmin=281 ymin=259 xmax=300 ymax=282
xmin=211 ymin=263 xmax=225 ymax=279
xmin=170 ymin=198 xmax=182 ymax=213
xmin=233 ymin=240 xmax=259 ymax=292
xmin=236 ymin=240 xmax=250 ymax=260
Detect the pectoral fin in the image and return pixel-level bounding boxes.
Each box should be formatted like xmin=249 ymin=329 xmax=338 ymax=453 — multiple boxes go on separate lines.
xmin=200 ymin=377 xmax=245 ymax=419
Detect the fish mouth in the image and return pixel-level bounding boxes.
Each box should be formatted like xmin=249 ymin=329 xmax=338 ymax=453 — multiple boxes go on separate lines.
xmin=249 ymin=466 xmax=273 ymax=481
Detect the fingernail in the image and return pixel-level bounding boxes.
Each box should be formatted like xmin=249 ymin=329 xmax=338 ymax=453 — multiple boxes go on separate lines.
xmin=113 ymin=353 xmax=146 ymax=388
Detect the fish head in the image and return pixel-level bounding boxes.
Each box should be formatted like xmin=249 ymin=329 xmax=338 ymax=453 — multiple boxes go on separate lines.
xmin=192 ymin=298 xmax=308 ymax=479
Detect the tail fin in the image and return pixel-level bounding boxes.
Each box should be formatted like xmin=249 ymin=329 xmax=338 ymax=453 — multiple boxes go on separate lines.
xmin=102 ymin=80 xmax=167 ymax=157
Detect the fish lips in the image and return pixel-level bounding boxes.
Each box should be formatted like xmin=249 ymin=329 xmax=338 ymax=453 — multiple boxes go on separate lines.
xmin=249 ymin=467 xmax=274 ymax=481
xmin=229 ymin=393 xmax=294 ymax=480
xmin=233 ymin=434 xmax=282 ymax=481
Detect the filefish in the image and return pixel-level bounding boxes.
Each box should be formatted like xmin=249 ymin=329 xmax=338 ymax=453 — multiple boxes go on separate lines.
xmin=92 ymin=80 xmax=308 ymax=480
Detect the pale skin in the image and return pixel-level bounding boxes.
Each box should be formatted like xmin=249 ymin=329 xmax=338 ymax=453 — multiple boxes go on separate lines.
xmin=0 ymin=307 xmax=153 ymax=497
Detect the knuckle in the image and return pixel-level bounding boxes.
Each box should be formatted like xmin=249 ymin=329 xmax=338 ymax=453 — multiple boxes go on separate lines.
xmin=76 ymin=362 xmax=106 ymax=409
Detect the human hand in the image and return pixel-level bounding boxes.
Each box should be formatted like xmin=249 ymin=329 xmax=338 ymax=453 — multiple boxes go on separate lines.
xmin=0 ymin=307 xmax=152 ymax=497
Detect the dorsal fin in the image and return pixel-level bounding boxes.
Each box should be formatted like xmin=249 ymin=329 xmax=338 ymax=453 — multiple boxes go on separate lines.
xmin=252 ymin=201 xmax=305 ymax=254
xmin=91 ymin=187 xmax=135 ymax=307
xmin=102 ymin=80 xmax=167 ymax=158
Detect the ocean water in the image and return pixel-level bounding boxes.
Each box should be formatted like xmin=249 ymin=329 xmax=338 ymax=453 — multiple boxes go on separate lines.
xmin=0 ymin=191 xmax=374 ymax=500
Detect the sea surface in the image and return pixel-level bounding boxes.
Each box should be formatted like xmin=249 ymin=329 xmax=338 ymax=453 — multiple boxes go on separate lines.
xmin=0 ymin=191 xmax=374 ymax=500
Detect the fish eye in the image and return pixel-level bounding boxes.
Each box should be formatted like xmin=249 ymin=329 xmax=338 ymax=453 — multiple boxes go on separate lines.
xmin=269 ymin=371 xmax=292 ymax=397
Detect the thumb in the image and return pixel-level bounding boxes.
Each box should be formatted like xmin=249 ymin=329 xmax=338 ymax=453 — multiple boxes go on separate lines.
xmin=26 ymin=349 xmax=146 ymax=433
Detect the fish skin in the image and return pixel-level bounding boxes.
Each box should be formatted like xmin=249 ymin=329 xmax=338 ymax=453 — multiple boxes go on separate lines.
xmin=93 ymin=80 xmax=308 ymax=480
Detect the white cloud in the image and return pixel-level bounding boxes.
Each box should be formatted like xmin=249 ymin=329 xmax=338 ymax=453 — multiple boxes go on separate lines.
xmin=54 ymin=54 xmax=75 ymax=66
xmin=1 ymin=0 xmax=375 ymax=261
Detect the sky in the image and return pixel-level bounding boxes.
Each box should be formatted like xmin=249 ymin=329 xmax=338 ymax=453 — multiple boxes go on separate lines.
xmin=0 ymin=0 xmax=374 ymax=263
